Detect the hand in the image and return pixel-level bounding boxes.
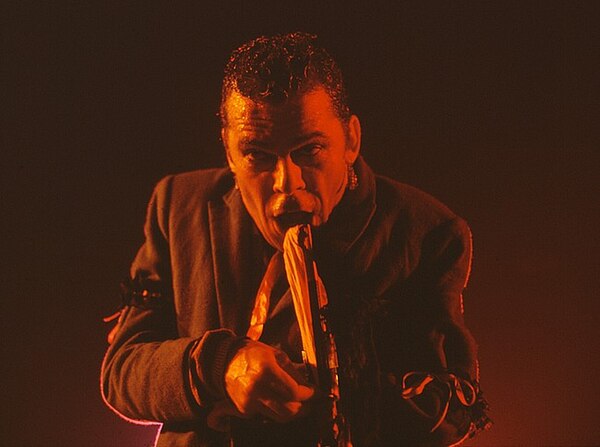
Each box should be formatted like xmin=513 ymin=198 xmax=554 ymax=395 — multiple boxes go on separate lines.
xmin=224 ymin=339 xmax=315 ymax=423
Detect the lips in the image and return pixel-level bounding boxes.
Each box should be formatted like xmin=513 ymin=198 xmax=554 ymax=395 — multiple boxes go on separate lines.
xmin=269 ymin=194 xmax=316 ymax=230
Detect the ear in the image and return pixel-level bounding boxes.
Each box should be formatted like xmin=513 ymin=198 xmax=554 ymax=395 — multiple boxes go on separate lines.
xmin=222 ymin=127 xmax=236 ymax=172
xmin=344 ymin=114 xmax=361 ymax=164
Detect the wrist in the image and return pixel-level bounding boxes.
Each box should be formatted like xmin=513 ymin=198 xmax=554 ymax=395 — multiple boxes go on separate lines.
xmin=188 ymin=329 xmax=247 ymax=404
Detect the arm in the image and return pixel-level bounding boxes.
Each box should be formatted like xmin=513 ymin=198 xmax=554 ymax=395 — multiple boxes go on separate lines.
xmin=100 ymin=176 xmax=238 ymax=423
xmin=101 ymin=177 xmax=313 ymax=427
xmin=378 ymin=217 xmax=490 ymax=445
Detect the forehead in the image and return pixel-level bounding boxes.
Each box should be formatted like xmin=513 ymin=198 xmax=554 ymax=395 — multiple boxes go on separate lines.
xmin=224 ymin=87 xmax=340 ymax=138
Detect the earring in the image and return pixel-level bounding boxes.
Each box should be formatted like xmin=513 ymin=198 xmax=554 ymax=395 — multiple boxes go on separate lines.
xmin=347 ymin=164 xmax=358 ymax=191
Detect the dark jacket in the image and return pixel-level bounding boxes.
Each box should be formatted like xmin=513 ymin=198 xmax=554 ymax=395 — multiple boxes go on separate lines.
xmin=101 ymin=157 xmax=485 ymax=446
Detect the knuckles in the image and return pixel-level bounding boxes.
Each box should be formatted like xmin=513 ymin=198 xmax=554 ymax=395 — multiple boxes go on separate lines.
xmin=225 ymin=341 xmax=310 ymax=421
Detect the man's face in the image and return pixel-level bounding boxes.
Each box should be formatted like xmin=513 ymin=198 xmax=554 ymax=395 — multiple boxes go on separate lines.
xmin=222 ymin=87 xmax=361 ymax=251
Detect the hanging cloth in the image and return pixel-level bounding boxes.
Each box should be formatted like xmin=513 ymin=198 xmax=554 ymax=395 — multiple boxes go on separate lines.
xmin=246 ymin=250 xmax=284 ymax=341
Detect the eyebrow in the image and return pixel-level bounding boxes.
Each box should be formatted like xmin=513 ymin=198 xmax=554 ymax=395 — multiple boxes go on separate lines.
xmin=292 ymin=131 xmax=328 ymax=145
xmin=239 ymin=131 xmax=328 ymax=148
xmin=238 ymin=138 xmax=269 ymax=148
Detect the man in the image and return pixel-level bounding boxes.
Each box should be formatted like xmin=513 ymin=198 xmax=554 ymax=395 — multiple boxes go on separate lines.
xmin=101 ymin=32 xmax=490 ymax=446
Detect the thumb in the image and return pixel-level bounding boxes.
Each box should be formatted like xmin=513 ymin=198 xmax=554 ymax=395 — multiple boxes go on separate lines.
xmin=295 ymin=382 xmax=316 ymax=401
xmin=274 ymin=351 xmax=316 ymax=401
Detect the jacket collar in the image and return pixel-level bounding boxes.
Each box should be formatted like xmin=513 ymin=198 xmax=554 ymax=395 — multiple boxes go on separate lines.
xmin=313 ymin=156 xmax=377 ymax=256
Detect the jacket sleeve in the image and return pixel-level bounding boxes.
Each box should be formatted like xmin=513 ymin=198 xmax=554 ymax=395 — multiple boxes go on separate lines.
xmin=100 ymin=176 xmax=237 ymax=424
xmin=377 ymin=217 xmax=490 ymax=445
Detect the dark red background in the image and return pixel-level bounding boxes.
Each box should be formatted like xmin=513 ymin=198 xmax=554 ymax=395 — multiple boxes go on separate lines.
xmin=3 ymin=2 xmax=599 ymax=446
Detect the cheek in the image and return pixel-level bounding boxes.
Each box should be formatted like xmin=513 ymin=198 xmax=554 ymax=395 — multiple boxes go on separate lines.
xmin=306 ymin=164 xmax=346 ymax=208
xmin=319 ymin=161 xmax=345 ymax=191
xmin=239 ymin=173 xmax=273 ymax=207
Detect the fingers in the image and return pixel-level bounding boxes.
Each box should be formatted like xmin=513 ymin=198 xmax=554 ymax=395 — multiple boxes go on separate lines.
xmin=224 ymin=340 xmax=316 ymax=422
xmin=268 ymin=358 xmax=315 ymax=402
xmin=244 ymin=366 xmax=312 ymax=421
xmin=275 ymin=350 xmax=312 ymax=386
xmin=258 ymin=398 xmax=307 ymax=423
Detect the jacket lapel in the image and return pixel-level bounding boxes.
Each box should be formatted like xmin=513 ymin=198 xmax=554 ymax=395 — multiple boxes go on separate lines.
xmin=208 ymin=188 xmax=258 ymax=335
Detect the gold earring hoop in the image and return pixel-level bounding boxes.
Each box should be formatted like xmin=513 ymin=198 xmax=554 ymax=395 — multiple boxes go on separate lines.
xmin=347 ymin=164 xmax=358 ymax=190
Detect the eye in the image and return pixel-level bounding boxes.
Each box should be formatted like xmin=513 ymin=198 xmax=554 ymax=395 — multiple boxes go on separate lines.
xmin=244 ymin=149 xmax=276 ymax=167
xmin=290 ymin=144 xmax=323 ymax=166
xmin=295 ymin=144 xmax=323 ymax=158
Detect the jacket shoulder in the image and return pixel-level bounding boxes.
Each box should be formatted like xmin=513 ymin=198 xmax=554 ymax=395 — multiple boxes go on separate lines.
xmin=370 ymin=175 xmax=472 ymax=270
xmin=146 ymin=168 xmax=234 ymax=234
xmin=374 ymin=175 xmax=463 ymax=230
xmin=163 ymin=167 xmax=233 ymax=201
xmin=150 ymin=167 xmax=232 ymax=210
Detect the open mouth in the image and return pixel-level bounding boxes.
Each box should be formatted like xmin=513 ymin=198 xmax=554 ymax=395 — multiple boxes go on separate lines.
xmin=274 ymin=211 xmax=313 ymax=229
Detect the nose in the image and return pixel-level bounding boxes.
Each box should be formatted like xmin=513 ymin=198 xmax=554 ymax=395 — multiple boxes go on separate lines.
xmin=273 ymin=156 xmax=305 ymax=194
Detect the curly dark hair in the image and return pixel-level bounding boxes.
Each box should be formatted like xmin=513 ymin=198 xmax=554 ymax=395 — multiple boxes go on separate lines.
xmin=220 ymin=32 xmax=351 ymax=127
